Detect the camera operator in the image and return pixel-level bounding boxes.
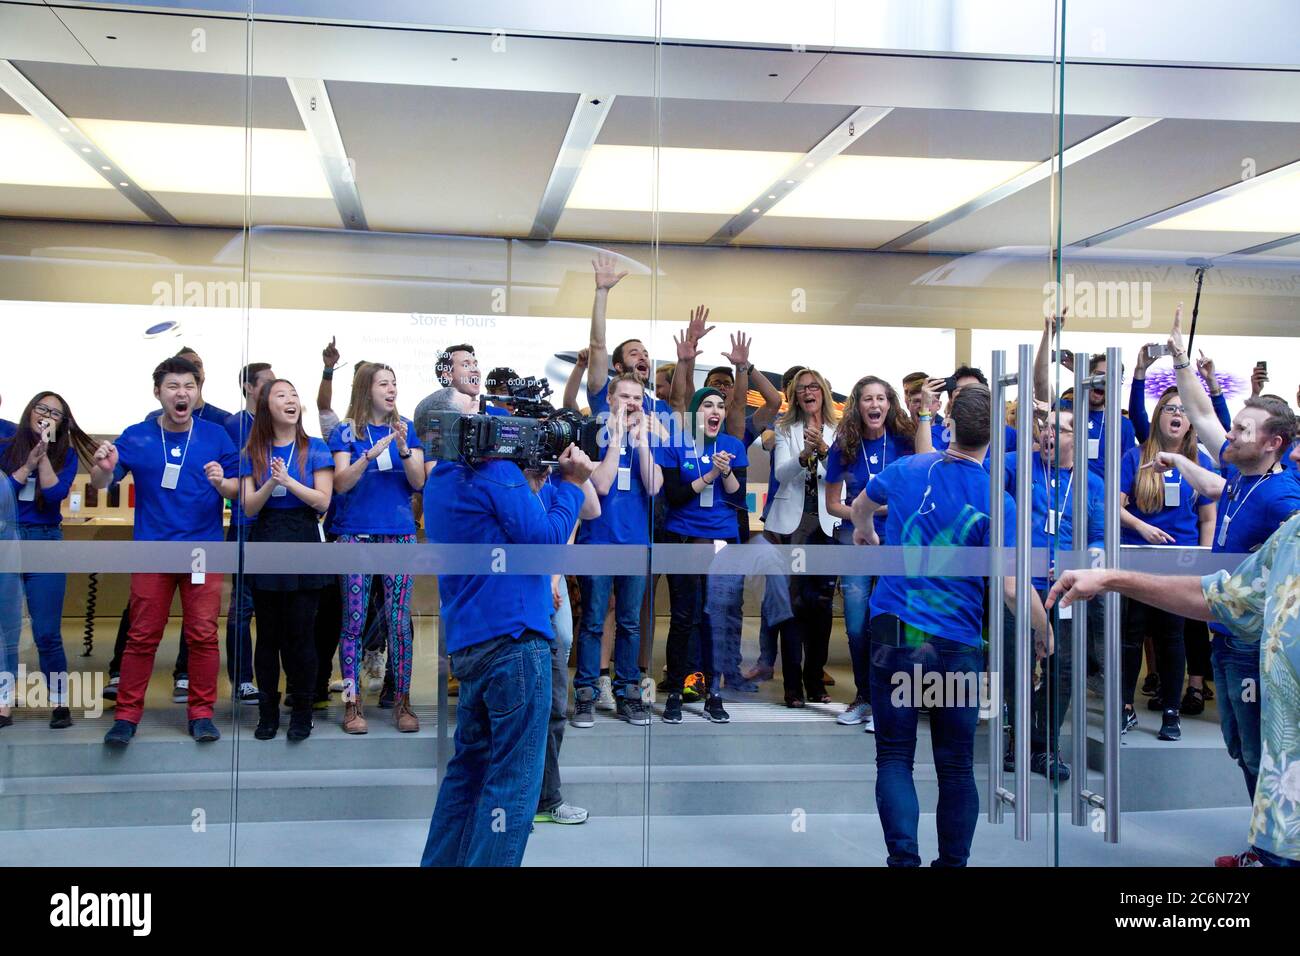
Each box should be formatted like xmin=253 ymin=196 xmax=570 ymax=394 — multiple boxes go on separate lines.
xmin=420 ymin=412 xmax=597 ymax=866
xmin=851 ymin=384 xmax=1051 ymax=867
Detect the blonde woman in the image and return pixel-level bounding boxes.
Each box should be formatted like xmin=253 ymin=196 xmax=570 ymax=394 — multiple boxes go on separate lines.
xmin=767 ymin=368 xmax=839 ymax=706
xmin=1118 ymin=386 xmax=1217 ymax=741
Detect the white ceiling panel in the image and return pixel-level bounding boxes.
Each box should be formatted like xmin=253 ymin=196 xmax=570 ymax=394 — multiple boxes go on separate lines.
xmin=1098 ymin=228 xmax=1294 ymax=257
xmin=0 ymin=183 xmax=151 ymax=222
xmin=0 ymin=3 xmax=96 ymax=65
xmin=735 ymin=217 xmax=924 ymax=249
xmin=599 ymin=97 xmax=855 ymax=151
xmin=554 ymin=209 xmax=722 ymax=244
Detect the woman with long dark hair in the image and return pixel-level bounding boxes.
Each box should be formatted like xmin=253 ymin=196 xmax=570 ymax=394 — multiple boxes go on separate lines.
xmin=328 ymin=362 xmax=425 ymax=734
xmin=241 ymin=380 xmax=334 ymax=741
xmin=1118 ymin=386 xmax=1217 ymax=741
xmin=824 ymin=375 xmax=919 ymax=726
xmin=0 ymin=392 xmax=99 ymax=729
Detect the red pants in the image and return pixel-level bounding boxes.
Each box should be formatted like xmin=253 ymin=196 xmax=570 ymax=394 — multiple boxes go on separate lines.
xmin=115 ymin=573 xmax=222 ymax=724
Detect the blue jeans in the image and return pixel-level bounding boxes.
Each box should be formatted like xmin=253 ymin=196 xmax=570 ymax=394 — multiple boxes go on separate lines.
xmin=422 ymin=633 xmax=551 ymax=867
xmin=841 ymin=573 xmax=874 ymax=702
xmin=540 ymin=587 xmax=573 ymax=812
xmin=17 ymin=524 xmax=70 ymax=704
xmin=575 ymin=574 xmax=647 ymax=699
xmin=868 ymin=616 xmax=983 ymax=867
xmin=1210 ymin=634 xmax=1261 ymax=800
xmin=705 ymin=572 xmax=745 ymax=681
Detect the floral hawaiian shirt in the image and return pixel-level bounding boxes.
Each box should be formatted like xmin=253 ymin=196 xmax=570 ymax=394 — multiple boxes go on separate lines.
xmin=1202 ymin=513 xmax=1300 ymax=862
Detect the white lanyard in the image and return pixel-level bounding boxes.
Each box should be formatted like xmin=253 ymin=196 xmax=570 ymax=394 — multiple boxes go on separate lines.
xmin=862 ymin=432 xmax=891 ymax=479
xmin=159 ymin=420 xmax=194 ymax=470
xmin=1224 ymin=470 xmax=1273 ymax=524
xmin=1040 ymin=459 xmax=1073 ymax=507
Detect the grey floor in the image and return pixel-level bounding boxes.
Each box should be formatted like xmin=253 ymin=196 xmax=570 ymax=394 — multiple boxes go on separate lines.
xmin=0 ymin=807 xmax=1251 ymax=867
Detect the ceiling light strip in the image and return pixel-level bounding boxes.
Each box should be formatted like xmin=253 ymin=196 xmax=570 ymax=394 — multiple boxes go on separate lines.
xmin=0 ymin=59 xmax=178 ymax=225
xmin=1072 ymin=155 xmax=1300 ymax=249
xmin=706 ymin=106 xmax=892 ymax=245
xmin=529 ymin=93 xmax=614 ymax=241
xmin=286 ymin=77 xmax=368 ymax=230
xmin=1225 ymin=232 xmax=1300 ymax=257
xmin=877 ymin=116 xmax=1159 ymax=252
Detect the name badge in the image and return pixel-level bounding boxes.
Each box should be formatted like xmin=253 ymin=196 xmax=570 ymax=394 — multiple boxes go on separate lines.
xmin=1088 ymin=438 xmax=1100 ymax=460
xmin=700 ymin=481 xmax=714 ymax=508
xmin=271 ymin=484 xmax=288 ymax=497
xmin=317 ymin=520 xmax=326 ymax=543
xmin=1217 ymin=515 xmax=1230 ymax=548
xmin=1058 ymin=600 xmax=1073 ymax=620
xmin=617 ymin=466 xmax=632 ymax=492
xmin=1044 ymin=509 xmax=1058 ymax=534
xmin=191 ymin=571 xmax=206 ymax=585
xmin=1164 ymin=481 xmax=1180 ymax=508
xmin=161 ymin=462 xmax=182 ymax=490
xmin=375 ymin=447 xmax=393 ymax=472
xmin=19 ymin=477 xmax=36 ymax=501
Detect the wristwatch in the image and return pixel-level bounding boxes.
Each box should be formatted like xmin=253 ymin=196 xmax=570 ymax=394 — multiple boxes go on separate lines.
xmin=734 ymin=361 xmax=753 ymax=375
xmin=398 ymin=449 xmax=412 ymax=460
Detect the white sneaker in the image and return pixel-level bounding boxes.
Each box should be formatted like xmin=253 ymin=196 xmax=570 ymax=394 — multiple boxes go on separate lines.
xmin=535 ymin=803 xmax=588 ymax=825
xmin=862 ymin=714 xmax=875 ymax=734
xmin=837 ymin=698 xmax=871 ymax=726
xmin=237 ymin=682 xmax=261 ymax=704
xmin=595 ymin=675 xmax=617 ymax=711
xmin=171 ymin=678 xmax=188 ymax=703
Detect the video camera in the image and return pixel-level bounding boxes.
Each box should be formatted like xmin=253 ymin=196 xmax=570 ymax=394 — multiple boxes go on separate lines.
xmin=421 ymin=375 xmax=604 ymax=470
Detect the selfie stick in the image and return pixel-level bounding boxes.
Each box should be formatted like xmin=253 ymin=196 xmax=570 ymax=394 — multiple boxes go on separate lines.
xmin=1186 ymin=258 xmax=1211 ymax=356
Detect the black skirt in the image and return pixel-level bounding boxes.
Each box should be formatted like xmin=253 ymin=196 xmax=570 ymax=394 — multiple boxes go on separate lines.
xmin=246 ymin=506 xmax=331 ymax=592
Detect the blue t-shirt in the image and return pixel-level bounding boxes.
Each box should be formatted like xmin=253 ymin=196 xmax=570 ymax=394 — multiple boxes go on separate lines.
xmin=0 ymin=419 xmax=15 ymax=440
xmin=326 ymin=419 xmax=418 ymax=535
xmin=1082 ymin=408 xmax=1137 ymax=482
xmin=112 ymin=417 xmax=239 ymax=542
xmin=1 ymin=439 xmax=79 ymax=526
xmin=1211 ymin=442 xmax=1300 ymax=634
xmin=577 ymin=438 xmax=653 ymax=545
xmin=1004 ymin=457 xmax=1105 ymax=591
xmin=825 ymin=430 xmax=915 ymax=536
xmin=866 ymin=452 xmax=1016 ymax=646
xmin=1120 ymin=445 xmax=1217 ymax=546
xmin=146 ymin=401 xmax=233 ymax=426
xmin=224 ymin=410 xmax=255 ymax=526
xmin=240 ymin=437 xmax=334 ymax=513
xmin=588 ymin=378 xmax=671 ymax=420
xmin=933 ymin=419 xmax=1017 ymax=455
xmin=424 ymin=458 xmax=584 ymax=653
xmin=656 ymin=432 xmax=749 ymax=540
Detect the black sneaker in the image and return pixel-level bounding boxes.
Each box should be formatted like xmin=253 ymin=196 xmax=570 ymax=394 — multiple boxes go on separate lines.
xmin=1140 ymin=673 xmax=1160 ymax=697
xmin=1158 ymin=709 xmax=1182 ymax=741
xmin=570 ymin=687 xmax=595 ymax=729
xmin=616 ymin=697 xmax=651 ymax=726
xmin=1121 ymin=708 xmax=1138 ymax=734
xmin=1030 ymin=751 xmax=1071 ymax=781
xmin=702 ymin=695 xmax=730 ymax=724
xmin=1180 ymin=686 xmax=1205 ymax=715
xmin=103 ymin=719 xmax=136 ymax=747
xmin=49 ymin=707 xmax=72 ymax=729
xmin=662 ymin=693 xmax=683 ymax=724
xmin=1147 ymin=693 xmax=1166 ymax=712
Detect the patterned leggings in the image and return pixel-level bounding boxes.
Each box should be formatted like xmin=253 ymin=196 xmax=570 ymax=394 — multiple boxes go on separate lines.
xmin=337 ymin=533 xmax=416 ymax=698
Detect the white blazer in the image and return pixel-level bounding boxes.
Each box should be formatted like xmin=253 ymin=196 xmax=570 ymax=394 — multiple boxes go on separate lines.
xmin=767 ymin=420 xmax=841 ymax=537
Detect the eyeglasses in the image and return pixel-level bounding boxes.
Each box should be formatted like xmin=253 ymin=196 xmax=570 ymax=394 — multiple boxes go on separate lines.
xmin=34 ymin=403 xmax=64 ymax=421
xmin=795 ymin=383 xmax=822 ymax=393
xmin=1160 ymin=404 xmax=1187 ymax=415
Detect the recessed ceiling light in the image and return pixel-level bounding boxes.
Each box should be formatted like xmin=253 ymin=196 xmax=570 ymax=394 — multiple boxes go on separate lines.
xmin=769 ymin=154 xmax=1037 ymax=221
xmin=118 ymin=181 xmax=128 ymax=187
xmin=804 ymin=161 xmax=814 ymax=168
xmin=566 ymin=144 xmax=800 ymax=214
xmin=58 ymin=126 xmax=69 ymax=133
xmin=80 ymin=146 xmax=91 ymax=153
xmin=1149 ymin=166 xmax=1300 ymax=233
xmin=785 ymin=179 xmax=795 ymax=184
xmin=100 ymin=165 xmax=111 ymax=171
xmin=751 ymin=207 xmax=761 ymax=213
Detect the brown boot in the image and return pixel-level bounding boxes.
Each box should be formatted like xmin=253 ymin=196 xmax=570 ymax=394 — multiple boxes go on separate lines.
xmin=342 ymin=700 xmax=368 ymax=734
xmin=394 ymin=694 xmax=420 ymax=733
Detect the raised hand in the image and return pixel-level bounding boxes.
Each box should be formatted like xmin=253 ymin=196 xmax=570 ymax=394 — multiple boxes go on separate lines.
xmin=1196 ymin=350 xmax=1218 ymax=389
xmin=575 ymin=347 xmax=589 ymax=369
xmin=323 ymin=336 xmax=340 ymax=369
xmin=204 ymin=461 xmax=225 ymax=489
xmin=593 ymin=254 xmax=629 ymax=291
xmin=1135 ymin=342 xmax=1158 ymax=374
xmin=93 ymin=441 xmax=118 ymax=472
xmin=686 ymin=305 xmax=714 ymax=346
xmin=557 ymin=443 xmax=597 ymax=484
xmin=1250 ymin=363 xmax=1268 ymax=398
xmin=673 ymin=329 xmax=702 ymax=362
xmin=722 ymin=331 xmax=751 ymax=367
xmin=1168 ymin=303 xmax=1186 ymax=359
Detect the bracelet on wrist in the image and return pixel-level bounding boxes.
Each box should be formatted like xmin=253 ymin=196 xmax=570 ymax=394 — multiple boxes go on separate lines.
xmin=1173 ymin=360 xmax=1191 ymax=370
xmin=322 ymin=367 xmax=334 ymax=380
xmin=398 ymin=449 xmax=412 ymax=460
